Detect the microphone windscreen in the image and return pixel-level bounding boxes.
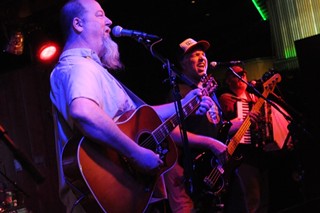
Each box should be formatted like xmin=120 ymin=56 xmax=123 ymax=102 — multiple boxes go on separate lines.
xmin=210 ymin=61 xmax=217 ymax=68
xmin=112 ymin=26 xmax=122 ymax=37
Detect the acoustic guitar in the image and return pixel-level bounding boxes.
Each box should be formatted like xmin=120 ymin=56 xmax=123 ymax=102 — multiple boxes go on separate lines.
xmin=62 ymin=75 xmax=217 ymax=213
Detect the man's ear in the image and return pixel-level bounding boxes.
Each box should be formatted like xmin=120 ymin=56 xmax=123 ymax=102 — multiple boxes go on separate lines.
xmin=73 ymin=17 xmax=83 ymax=32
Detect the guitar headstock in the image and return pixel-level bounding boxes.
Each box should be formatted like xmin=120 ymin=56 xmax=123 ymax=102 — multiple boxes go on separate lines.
xmin=199 ymin=74 xmax=218 ymax=96
xmin=262 ymin=73 xmax=281 ymax=94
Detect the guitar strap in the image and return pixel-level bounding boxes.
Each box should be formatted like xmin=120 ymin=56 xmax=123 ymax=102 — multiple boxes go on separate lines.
xmin=52 ymin=104 xmax=81 ymax=144
xmin=120 ymin=82 xmax=146 ymax=107
xmin=212 ymin=93 xmax=222 ymax=111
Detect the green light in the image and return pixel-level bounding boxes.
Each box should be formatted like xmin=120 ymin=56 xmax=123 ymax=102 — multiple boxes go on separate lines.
xmin=284 ymin=48 xmax=297 ymax=58
xmin=252 ymin=0 xmax=268 ymax=21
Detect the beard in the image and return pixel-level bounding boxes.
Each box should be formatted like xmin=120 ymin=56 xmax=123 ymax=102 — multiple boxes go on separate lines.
xmin=101 ymin=35 xmax=124 ymax=70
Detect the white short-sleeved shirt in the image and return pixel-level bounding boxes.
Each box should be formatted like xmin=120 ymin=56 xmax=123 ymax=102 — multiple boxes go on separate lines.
xmin=50 ymin=48 xmax=137 ymax=212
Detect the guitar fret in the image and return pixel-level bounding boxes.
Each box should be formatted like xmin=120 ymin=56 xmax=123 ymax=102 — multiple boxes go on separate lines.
xmin=157 ymin=125 xmax=170 ymax=142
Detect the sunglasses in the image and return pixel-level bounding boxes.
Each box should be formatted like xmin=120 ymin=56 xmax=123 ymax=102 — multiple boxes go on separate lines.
xmin=237 ymin=71 xmax=247 ymax=77
xmin=230 ymin=71 xmax=246 ymax=78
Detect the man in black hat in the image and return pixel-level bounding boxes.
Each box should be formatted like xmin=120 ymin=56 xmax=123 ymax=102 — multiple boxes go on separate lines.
xmin=164 ymin=38 xmax=249 ymax=213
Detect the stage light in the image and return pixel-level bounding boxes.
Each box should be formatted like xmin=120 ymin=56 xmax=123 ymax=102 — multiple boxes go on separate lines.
xmin=26 ymin=28 xmax=61 ymax=64
xmin=36 ymin=41 xmax=60 ymax=63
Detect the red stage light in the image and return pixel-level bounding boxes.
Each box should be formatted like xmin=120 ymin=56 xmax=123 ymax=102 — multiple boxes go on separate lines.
xmin=37 ymin=42 xmax=60 ymax=63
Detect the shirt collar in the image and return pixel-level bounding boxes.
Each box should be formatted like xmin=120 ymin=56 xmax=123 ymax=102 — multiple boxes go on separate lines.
xmin=59 ymin=48 xmax=102 ymax=65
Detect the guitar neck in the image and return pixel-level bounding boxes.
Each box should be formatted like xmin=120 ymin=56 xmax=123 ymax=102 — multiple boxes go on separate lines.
xmin=151 ymin=75 xmax=216 ymax=145
xmin=227 ymin=73 xmax=281 ymax=155
xmin=152 ymin=96 xmax=201 ymax=143
xmin=227 ymin=96 xmax=265 ymax=155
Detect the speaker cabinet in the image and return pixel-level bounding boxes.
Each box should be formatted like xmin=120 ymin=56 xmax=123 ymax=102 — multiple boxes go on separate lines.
xmin=294 ymin=34 xmax=320 ymax=204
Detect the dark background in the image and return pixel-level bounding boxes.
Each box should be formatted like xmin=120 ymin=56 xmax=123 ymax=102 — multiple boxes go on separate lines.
xmin=1 ymin=0 xmax=273 ymax=105
xmin=0 ymin=0 xmax=319 ymax=212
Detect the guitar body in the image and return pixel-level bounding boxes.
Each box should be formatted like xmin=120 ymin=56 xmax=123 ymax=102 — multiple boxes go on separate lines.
xmin=62 ymin=105 xmax=177 ymax=213
xmin=192 ymin=148 xmax=243 ymax=197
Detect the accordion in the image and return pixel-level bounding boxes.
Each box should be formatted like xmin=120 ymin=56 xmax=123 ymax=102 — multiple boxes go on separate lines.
xmin=237 ymin=100 xmax=291 ymax=151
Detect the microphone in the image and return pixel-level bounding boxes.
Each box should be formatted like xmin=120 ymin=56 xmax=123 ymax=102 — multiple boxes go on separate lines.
xmin=210 ymin=60 xmax=243 ymax=68
xmin=112 ymin=25 xmax=160 ymax=40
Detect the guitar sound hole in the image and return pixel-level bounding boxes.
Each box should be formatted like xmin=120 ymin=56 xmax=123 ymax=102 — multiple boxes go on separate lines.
xmin=138 ymin=132 xmax=157 ymax=153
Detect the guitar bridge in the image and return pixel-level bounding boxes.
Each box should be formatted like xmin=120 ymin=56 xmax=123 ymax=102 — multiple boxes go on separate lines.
xmin=203 ymin=164 xmax=224 ymax=190
xmin=156 ymin=145 xmax=168 ymax=160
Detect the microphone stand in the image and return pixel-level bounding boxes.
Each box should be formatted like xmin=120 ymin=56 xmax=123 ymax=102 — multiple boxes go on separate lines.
xmin=137 ymin=37 xmax=196 ymax=195
xmin=0 ymin=124 xmax=45 ymax=184
xmin=165 ymin=59 xmax=195 ymax=195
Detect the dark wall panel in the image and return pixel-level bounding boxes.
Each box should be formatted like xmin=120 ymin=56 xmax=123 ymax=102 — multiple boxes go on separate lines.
xmin=294 ymin=34 xmax=320 ymax=205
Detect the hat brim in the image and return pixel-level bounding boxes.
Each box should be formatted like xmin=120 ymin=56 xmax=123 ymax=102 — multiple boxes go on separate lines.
xmin=231 ymin=65 xmax=246 ymax=73
xmin=184 ymin=40 xmax=210 ymax=54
